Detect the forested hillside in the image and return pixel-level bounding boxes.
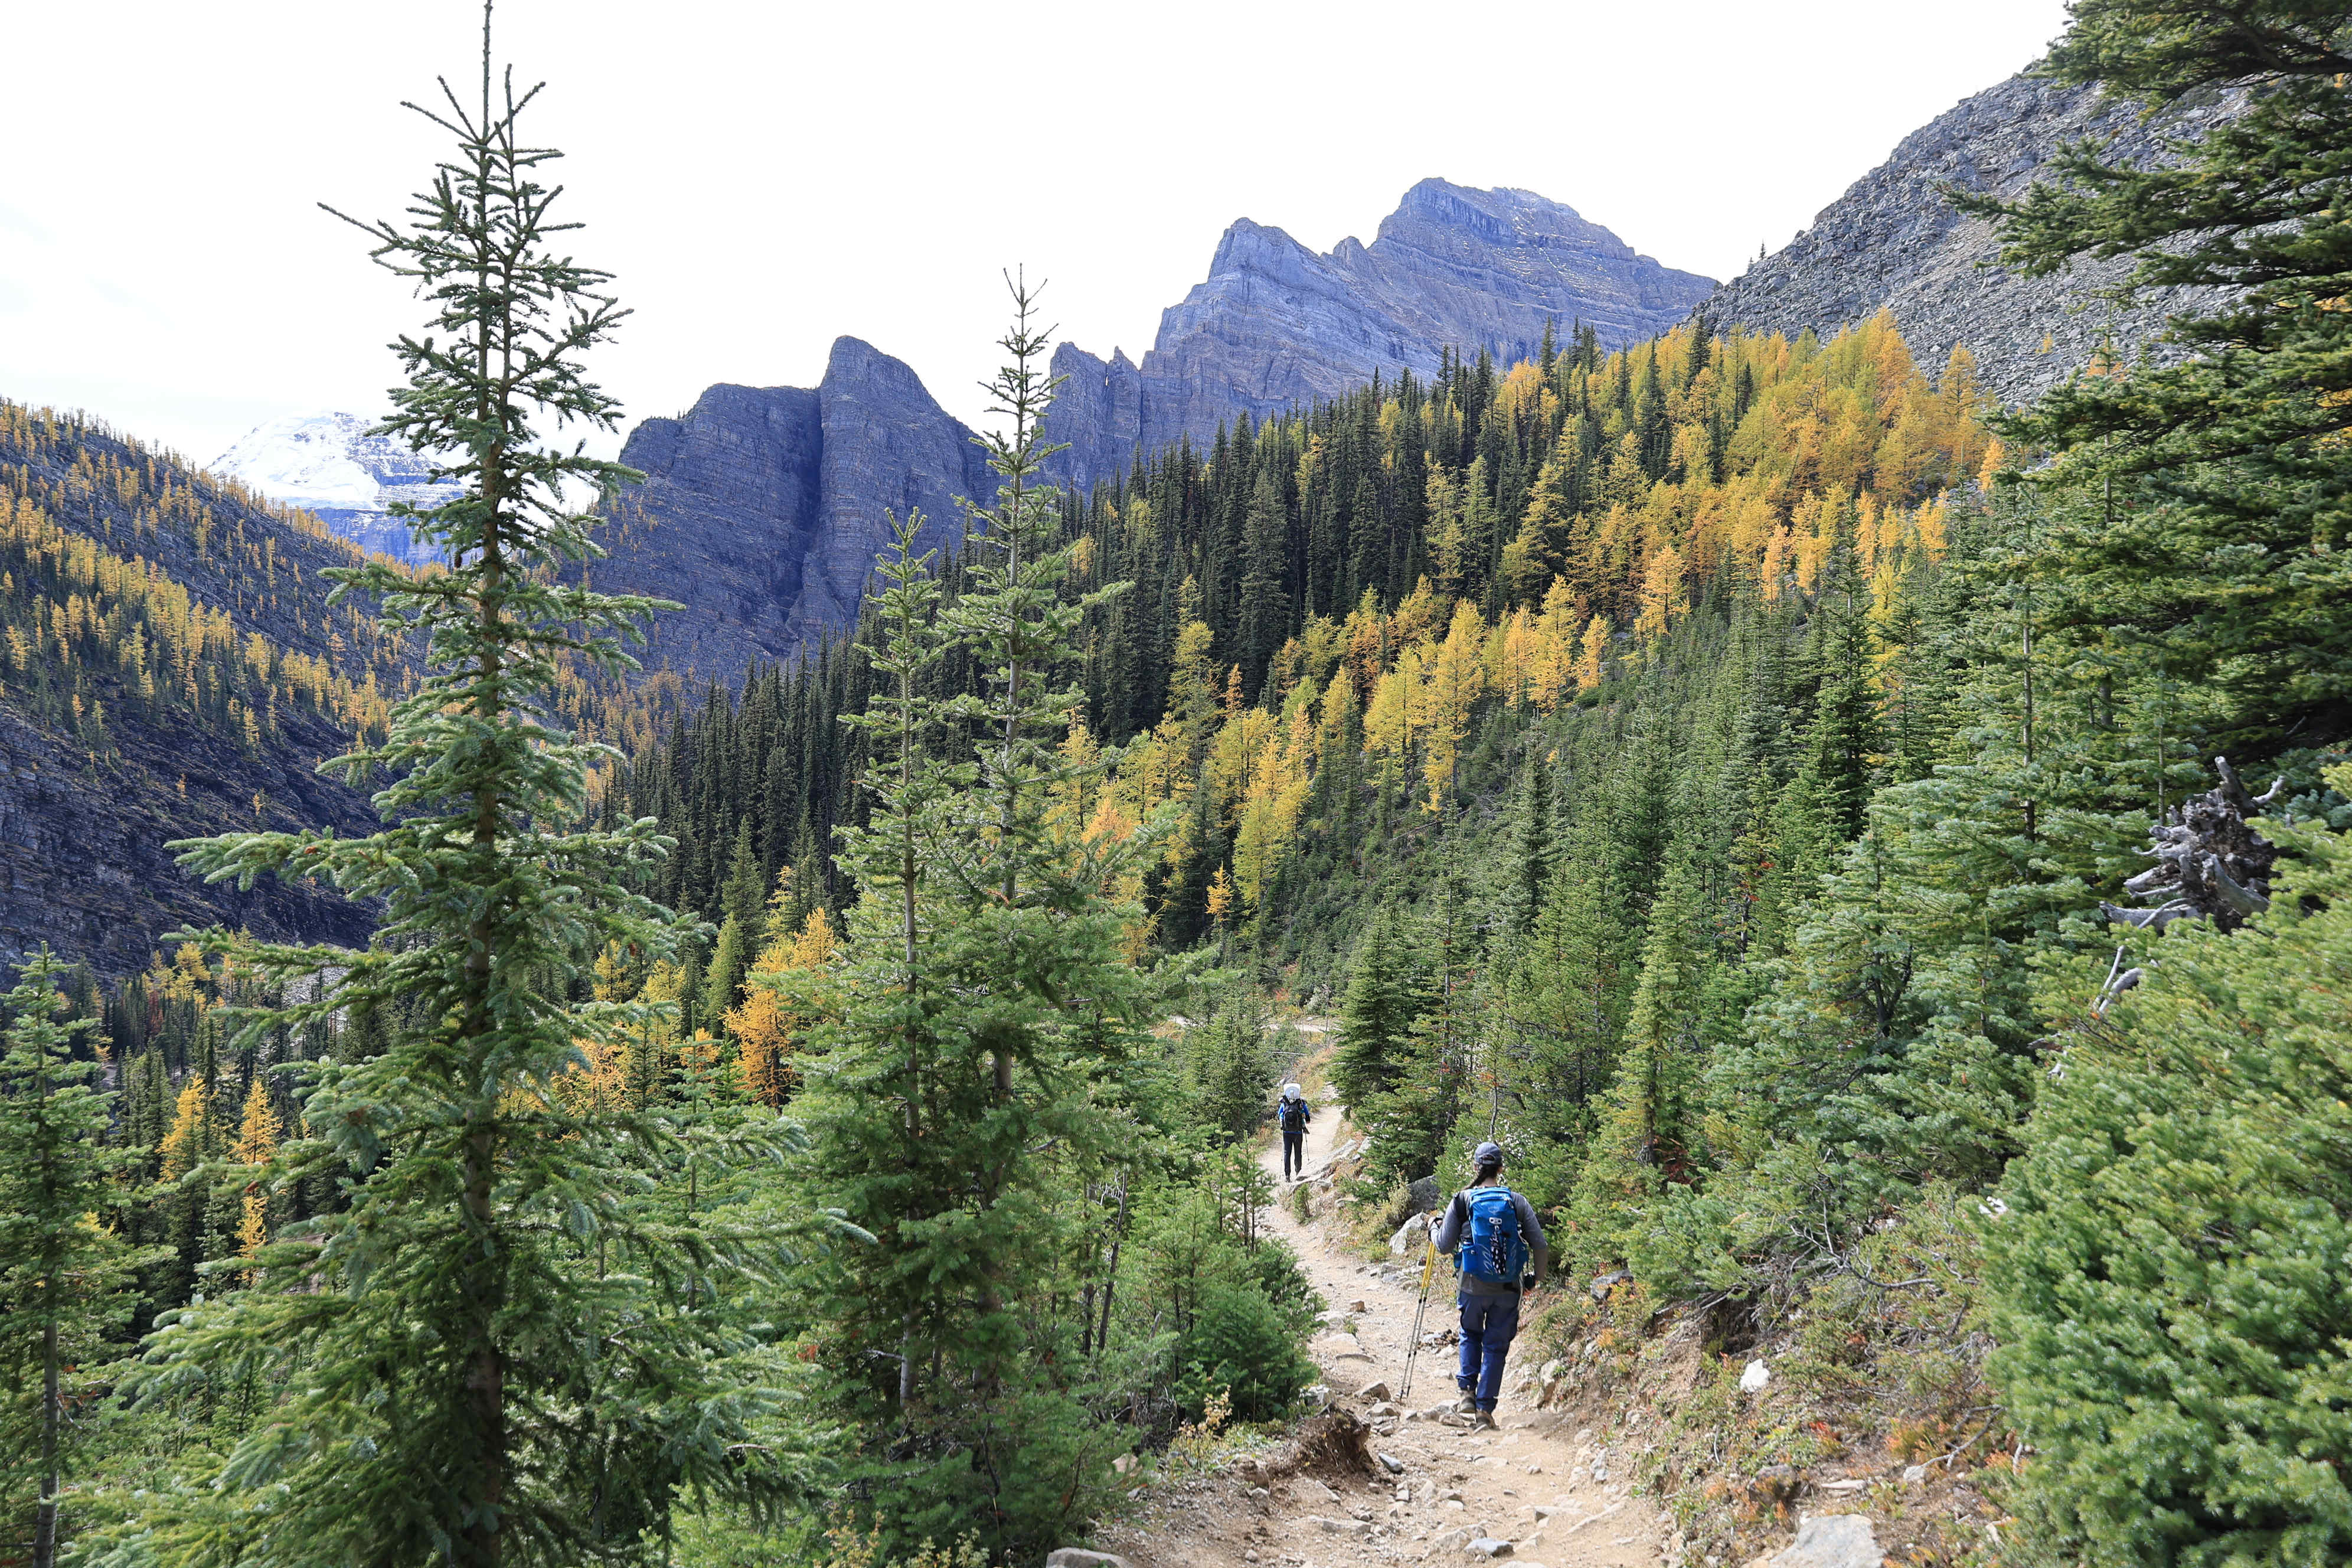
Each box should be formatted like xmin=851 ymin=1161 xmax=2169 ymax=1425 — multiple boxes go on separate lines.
xmin=6 ymin=4 xmax=2350 ymax=1567
xmin=601 ymin=13 xmax=2352 ymax=1538
xmin=0 ymin=404 xmax=405 ymax=971
xmin=619 ymin=312 xmax=1991 ymax=969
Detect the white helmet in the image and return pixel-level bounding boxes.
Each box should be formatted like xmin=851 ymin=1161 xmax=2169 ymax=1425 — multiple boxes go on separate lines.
xmin=1282 ymin=1083 xmax=1302 ymax=1100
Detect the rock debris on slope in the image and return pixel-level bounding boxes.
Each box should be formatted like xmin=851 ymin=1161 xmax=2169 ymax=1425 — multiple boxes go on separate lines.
xmin=1700 ymin=70 xmax=2241 ymax=404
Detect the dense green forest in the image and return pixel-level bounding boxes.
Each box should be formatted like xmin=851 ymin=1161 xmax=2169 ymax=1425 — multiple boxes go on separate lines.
xmin=615 ymin=310 xmax=1990 ymax=965
xmin=3 ymin=2 xmax=2350 ymax=1566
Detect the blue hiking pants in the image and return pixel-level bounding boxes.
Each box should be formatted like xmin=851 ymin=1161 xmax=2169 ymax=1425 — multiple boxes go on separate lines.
xmin=1456 ymin=1291 xmax=1521 ymax=1411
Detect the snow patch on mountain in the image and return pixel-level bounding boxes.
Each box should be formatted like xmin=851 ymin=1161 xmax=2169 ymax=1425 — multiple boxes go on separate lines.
xmin=210 ymin=413 xmax=456 ymax=566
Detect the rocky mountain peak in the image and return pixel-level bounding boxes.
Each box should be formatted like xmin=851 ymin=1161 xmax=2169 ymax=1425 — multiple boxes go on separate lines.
xmin=1206 ymin=218 xmax=1326 ymax=284
xmin=1700 ymin=70 xmax=2242 ymax=403
xmin=1045 ymin=178 xmax=1713 ymax=491
xmin=1378 ymin=178 xmax=1632 ymax=263
xmin=597 ymin=181 xmax=1713 ymax=668
xmin=587 ymin=336 xmax=991 ymax=682
xmin=824 ymin=332 xmax=928 ymax=394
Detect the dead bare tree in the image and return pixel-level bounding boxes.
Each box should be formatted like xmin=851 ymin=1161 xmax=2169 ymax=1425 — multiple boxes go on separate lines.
xmin=2095 ymin=756 xmax=2286 ymax=1012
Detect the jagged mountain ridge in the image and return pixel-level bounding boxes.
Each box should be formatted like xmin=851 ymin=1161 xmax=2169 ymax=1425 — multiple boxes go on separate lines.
xmin=595 ymin=179 xmax=1714 ymax=682
xmin=211 ymin=411 xmax=457 ymax=567
xmin=1045 ymin=178 xmax=1716 ymax=491
xmin=593 ymin=337 xmax=994 ymax=678
xmin=1699 ymin=71 xmax=2240 ymax=403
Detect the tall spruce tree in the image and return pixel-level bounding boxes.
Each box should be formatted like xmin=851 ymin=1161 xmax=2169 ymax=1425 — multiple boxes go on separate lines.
xmin=1495 ymin=814 xmax=1632 ymax=1210
xmin=790 ymin=277 xmax=1162 ymax=1559
xmin=1989 ymin=765 xmax=2352 ymax=1566
xmin=132 ymin=21 xmax=798 ymax=1565
xmin=0 ymin=952 xmax=155 ymax=1568
xmin=1961 ymin=0 xmax=2352 ymax=762
xmin=1803 ymin=573 xmax=1883 ymax=837
xmin=1573 ymin=845 xmax=1718 ymax=1253
xmin=1359 ymin=872 xmax=1477 ymax=1188
xmin=1330 ymin=905 xmax=1426 ymax=1111
xmin=1497 ymin=749 xmax=1552 ymax=937
xmin=1190 ymin=994 xmax=1274 ymax=1146
xmin=1237 ymin=468 xmax=1291 ymax=695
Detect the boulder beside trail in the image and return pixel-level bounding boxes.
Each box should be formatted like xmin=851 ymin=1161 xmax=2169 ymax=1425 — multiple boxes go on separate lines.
xmin=1426 ymin=1523 xmax=1491 ymax=1556
xmin=1044 ymin=1550 xmax=1132 ymax=1568
xmin=1755 ymin=1513 xmax=1884 ymax=1568
xmin=1308 ymin=1515 xmax=1371 ymax=1536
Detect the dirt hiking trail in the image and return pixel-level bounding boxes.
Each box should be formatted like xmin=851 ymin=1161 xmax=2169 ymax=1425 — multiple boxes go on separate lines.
xmin=1092 ymin=1083 xmax=1677 ymax=1568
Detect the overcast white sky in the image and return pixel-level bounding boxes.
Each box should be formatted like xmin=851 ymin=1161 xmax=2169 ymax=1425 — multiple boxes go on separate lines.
xmin=2 ymin=0 xmax=2072 ymax=467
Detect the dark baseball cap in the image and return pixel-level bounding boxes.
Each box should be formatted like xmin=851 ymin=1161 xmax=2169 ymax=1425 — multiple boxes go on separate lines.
xmin=1473 ymin=1141 xmax=1505 ymax=1167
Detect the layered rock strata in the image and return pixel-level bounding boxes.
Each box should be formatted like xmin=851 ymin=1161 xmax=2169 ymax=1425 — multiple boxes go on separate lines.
xmin=596 ymin=337 xmax=994 ymax=680
xmin=1047 ymin=179 xmax=1716 ymax=490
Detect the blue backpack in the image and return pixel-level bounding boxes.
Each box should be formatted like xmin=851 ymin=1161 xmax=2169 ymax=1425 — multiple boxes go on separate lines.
xmin=1456 ymin=1186 xmax=1528 ymax=1286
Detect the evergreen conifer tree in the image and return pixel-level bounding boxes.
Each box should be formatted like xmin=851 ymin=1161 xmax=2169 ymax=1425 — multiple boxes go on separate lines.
xmin=1574 ymin=848 xmax=1716 ymax=1234
xmin=1962 ymin=1 xmax=2352 ymax=762
xmin=789 ymin=277 xmax=1162 ymax=1559
xmin=1190 ymin=995 xmax=1273 ymax=1145
xmin=1237 ymin=469 xmax=1290 ymax=696
xmin=701 ymin=822 xmax=765 ymax=1024
xmin=1358 ymin=875 xmax=1476 ymax=1187
xmin=1331 ymin=906 xmax=1426 ymax=1110
xmin=1802 ymin=576 xmax=1882 ymax=837
xmin=1988 ymin=765 xmax=2352 ymax=1566
xmin=1497 ymin=815 xmax=1632 ymax=1208
xmin=133 ymin=23 xmax=801 ymax=1564
xmin=0 ymin=951 xmax=156 ymax=1568
xmin=1498 ymin=749 xmax=1551 ymax=937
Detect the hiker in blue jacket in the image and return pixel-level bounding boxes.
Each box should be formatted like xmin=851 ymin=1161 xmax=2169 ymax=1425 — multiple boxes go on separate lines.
xmin=1278 ymin=1083 xmax=1312 ymax=1181
xmin=1433 ymin=1140 xmax=1547 ymax=1428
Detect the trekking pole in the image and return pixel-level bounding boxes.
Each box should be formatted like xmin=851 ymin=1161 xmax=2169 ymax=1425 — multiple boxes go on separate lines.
xmin=1397 ymin=1223 xmax=1440 ymax=1403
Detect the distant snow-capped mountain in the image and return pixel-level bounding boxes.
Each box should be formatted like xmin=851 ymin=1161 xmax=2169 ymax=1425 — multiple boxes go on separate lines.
xmin=210 ymin=412 xmax=455 ymax=566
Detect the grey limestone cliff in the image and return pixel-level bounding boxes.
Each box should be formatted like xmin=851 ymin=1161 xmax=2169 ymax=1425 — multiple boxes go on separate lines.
xmin=1046 ymin=179 xmax=1716 ymax=491
xmin=609 ymin=179 xmax=1713 ymax=662
xmin=598 ymin=337 xmax=994 ymax=682
xmin=1700 ymin=71 xmax=2240 ymax=403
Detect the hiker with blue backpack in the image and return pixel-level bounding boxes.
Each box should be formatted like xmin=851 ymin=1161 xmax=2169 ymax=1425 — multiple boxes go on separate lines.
xmin=1433 ymin=1140 xmax=1547 ymax=1428
xmin=1278 ymin=1083 xmax=1312 ymax=1180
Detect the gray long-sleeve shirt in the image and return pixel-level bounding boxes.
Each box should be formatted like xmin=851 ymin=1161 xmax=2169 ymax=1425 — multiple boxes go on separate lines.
xmin=1435 ymin=1182 xmax=1549 ymax=1297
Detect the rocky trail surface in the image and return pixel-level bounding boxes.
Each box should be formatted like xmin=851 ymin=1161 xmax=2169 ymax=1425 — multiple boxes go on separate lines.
xmin=1087 ymin=1087 xmax=1680 ymax=1568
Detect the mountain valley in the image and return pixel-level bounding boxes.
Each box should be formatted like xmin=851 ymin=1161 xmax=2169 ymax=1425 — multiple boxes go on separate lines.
xmin=8 ymin=15 xmax=2348 ymax=1565
xmin=211 ymin=75 xmax=2219 ymax=685
xmin=11 ymin=58 xmax=2249 ymax=968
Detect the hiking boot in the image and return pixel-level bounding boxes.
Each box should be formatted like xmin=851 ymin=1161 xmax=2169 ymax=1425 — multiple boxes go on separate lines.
xmin=1474 ymin=1409 xmax=1500 ymax=1431
xmin=1451 ymin=1394 xmax=1479 ymax=1415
